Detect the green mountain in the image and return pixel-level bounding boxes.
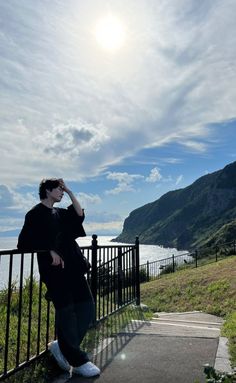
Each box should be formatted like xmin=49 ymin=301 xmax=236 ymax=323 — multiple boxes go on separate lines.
xmin=115 ymin=161 xmax=236 ymax=250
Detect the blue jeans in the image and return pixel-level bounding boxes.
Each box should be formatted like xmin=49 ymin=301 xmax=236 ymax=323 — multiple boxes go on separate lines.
xmin=56 ymin=298 xmax=95 ymax=367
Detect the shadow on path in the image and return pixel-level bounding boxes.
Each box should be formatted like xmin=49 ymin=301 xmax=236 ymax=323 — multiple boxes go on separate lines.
xmin=50 ymin=305 xmax=148 ymax=383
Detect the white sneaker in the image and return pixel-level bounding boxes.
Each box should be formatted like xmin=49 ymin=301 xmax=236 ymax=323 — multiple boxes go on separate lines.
xmin=48 ymin=340 xmax=70 ymax=372
xmin=73 ymin=361 xmax=101 ymax=377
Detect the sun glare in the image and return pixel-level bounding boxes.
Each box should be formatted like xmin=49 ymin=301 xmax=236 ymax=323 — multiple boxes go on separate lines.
xmin=95 ymin=15 xmax=125 ymax=52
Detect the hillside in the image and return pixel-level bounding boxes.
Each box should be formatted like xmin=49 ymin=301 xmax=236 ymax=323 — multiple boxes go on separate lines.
xmin=140 ymin=256 xmax=236 ymax=366
xmin=141 ymin=257 xmax=236 ymax=316
xmin=115 ymin=161 xmax=236 ymax=250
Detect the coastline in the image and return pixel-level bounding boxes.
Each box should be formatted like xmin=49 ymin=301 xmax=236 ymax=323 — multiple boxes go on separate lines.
xmin=0 ymin=235 xmax=189 ymax=290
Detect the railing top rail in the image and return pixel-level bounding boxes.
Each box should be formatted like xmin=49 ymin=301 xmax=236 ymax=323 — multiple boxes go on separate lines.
xmin=173 ymin=252 xmax=191 ymax=258
xmin=139 ymin=256 xmax=171 ymax=267
xmin=0 ymin=248 xmax=47 ymax=256
xmin=0 ymin=243 xmax=136 ymax=256
xmin=95 ymin=244 xmax=135 ymax=249
xmin=139 ymin=252 xmax=192 ymax=268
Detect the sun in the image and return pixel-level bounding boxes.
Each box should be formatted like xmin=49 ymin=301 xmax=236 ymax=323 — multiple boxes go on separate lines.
xmin=95 ymin=14 xmax=125 ymax=52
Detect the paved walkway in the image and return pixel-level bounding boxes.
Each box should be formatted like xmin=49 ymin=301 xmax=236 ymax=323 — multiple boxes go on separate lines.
xmin=51 ymin=311 xmax=232 ymax=383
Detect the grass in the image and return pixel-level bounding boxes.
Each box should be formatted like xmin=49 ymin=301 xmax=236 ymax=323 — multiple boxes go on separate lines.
xmin=0 ymin=278 xmax=55 ymax=377
xmin=222 ymin=312 xmax=236 ymax=366
xmin=140 ymin=255 xmax=236 ymax=367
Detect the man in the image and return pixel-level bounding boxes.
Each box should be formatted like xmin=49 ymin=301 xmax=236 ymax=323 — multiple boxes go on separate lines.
xmin=17 ymin=178 xmax=100 ymax=377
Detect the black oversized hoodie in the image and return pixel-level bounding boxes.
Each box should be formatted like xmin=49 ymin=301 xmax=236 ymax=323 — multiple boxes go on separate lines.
xmin=17 ymin=203 xmax=91 ymax=307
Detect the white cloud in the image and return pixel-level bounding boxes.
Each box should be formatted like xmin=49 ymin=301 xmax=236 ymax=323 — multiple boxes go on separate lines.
xmin=34 ymin=119 xmax=110 ymax=158
xmin=0 ymin=217 xmax=23 ymax=233
xmin=105 ymin=172 xmax=143 ymax=195
xmin=11 ymin=191 xmax=38 ymax=212
xmin=0 ymin=185 xmax=14 ymax=209
xmin=0 ymin=185 xmax=37 ymax=234
xmin=0 ymin=0 xmax=236 ymax=185
xmin=77 ymin=192 xmax=102 ymax=208
xmin=175 ymin=175 xmax=183 ymax=185
xmin=146 ymin=167 xmax=162 ymax=183
xmin=58 ymin=191 xmax=102 ymax=211
xmin=82 ymin=209 xmax=123 ymax=234
xmin=0 ymin=184 xmax=37 ymax=213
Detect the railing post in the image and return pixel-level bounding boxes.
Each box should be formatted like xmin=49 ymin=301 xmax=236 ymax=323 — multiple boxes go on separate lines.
xmin=195 ymin=250 xmax=198 ymax=268
xmin=215 ymin=246 xmax=218 ymax=262
xmin=135 ymin=236 xmax=140 ymax=306
xmin=146 ymin=261 xmax=150 ymax=282
xmin=4 ymin=253 xmax=13 ymax=375
xmin=234 ymin=240 xmax=236 ymax=254
xmin=172 ymin=254 xmax=175 ymax=272
xmin=117 ymin=247 xmax=123 ymax=306
xmin=26 ymin=253 xmax=34 ymax=361
xmin=91 ymin=234 xmax=98 ymax=323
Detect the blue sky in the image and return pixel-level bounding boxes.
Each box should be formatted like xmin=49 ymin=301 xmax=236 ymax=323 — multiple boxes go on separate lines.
xmin=0 ymin=0 xmax=236 ymax=240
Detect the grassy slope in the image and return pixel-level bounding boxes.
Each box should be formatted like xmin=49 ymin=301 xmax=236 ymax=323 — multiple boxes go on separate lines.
xmin=140 ymin=256 xmax=236 ymax=366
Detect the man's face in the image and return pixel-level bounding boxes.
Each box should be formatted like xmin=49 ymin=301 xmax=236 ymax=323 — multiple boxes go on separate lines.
xmin=47 ymin=186 xmax=64 ymax=202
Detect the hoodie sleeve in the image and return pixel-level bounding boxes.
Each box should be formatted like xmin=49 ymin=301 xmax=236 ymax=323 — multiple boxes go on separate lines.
xmin=17 ymin=210 xmax=43 ymax=251
xmin=17 ymin=207 xmax=53 ymax=251
xmin=61 ymin=205 xmax=86 ymax=239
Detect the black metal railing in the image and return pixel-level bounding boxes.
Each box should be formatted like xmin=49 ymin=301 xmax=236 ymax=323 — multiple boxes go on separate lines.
xmin=1 ymin=235 xmax=235 ymax=380
xmin=139 ymin=240 xmax=236 ymax=283
xmin=0 ymin=235 xmax=140 ymax=381
xmin=87 ymin=234 xmax=140 ymax=321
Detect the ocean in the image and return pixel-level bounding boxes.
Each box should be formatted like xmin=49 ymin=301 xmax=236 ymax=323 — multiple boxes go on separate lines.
xmin=0 ymin=236 xmax=189 ymax=290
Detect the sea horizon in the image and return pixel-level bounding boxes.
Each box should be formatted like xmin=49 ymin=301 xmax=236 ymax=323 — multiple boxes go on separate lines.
xmin=0 ymin=235 xmax=190 ymax=290
xmin=0 ymin=234 xmax=188 ymax=259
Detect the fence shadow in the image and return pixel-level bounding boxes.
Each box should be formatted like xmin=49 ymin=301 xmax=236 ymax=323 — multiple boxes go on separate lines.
xmin=50 ymin=305 xmax=148 ymax=383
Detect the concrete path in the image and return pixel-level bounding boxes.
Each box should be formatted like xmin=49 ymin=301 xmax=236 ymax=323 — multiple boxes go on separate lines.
xmin=50 ymin=311 xmax=232 ymax=383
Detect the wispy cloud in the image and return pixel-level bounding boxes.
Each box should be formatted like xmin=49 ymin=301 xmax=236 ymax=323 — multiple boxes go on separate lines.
xmin=0 ymin=0 xmax=236 ymax=186
xmin=163 ymin=158 xmax=183 ymax=164
xmin=77 ymin=192 xmax=102 ymax=207
xmin=84 ymin=220 xmax=123 ymax=235
xmin=0 ymin=217 xmax=23 ymax=233
xmin=0 ymin=184 xmax=38 ymax=234
xmin=175 ymin=175 xmax=183 ymax=185
xmin=0 ymin=185 xmax=15 ymax=210
xmin=179 ymin=140 xmax=208 ymax=152
xmin=0 ymin=184 xmax=37 ymax=213
xmin=83 ymin=209 xmax=123 ymax=235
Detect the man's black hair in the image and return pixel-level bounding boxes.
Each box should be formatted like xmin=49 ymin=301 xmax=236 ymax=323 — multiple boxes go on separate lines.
xmin=39 ymin=178 xmax=60 ymax=200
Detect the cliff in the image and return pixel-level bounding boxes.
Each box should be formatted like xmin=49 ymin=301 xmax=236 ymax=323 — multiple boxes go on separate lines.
xmin=115 ymin=161 xmax=236 ymax=250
